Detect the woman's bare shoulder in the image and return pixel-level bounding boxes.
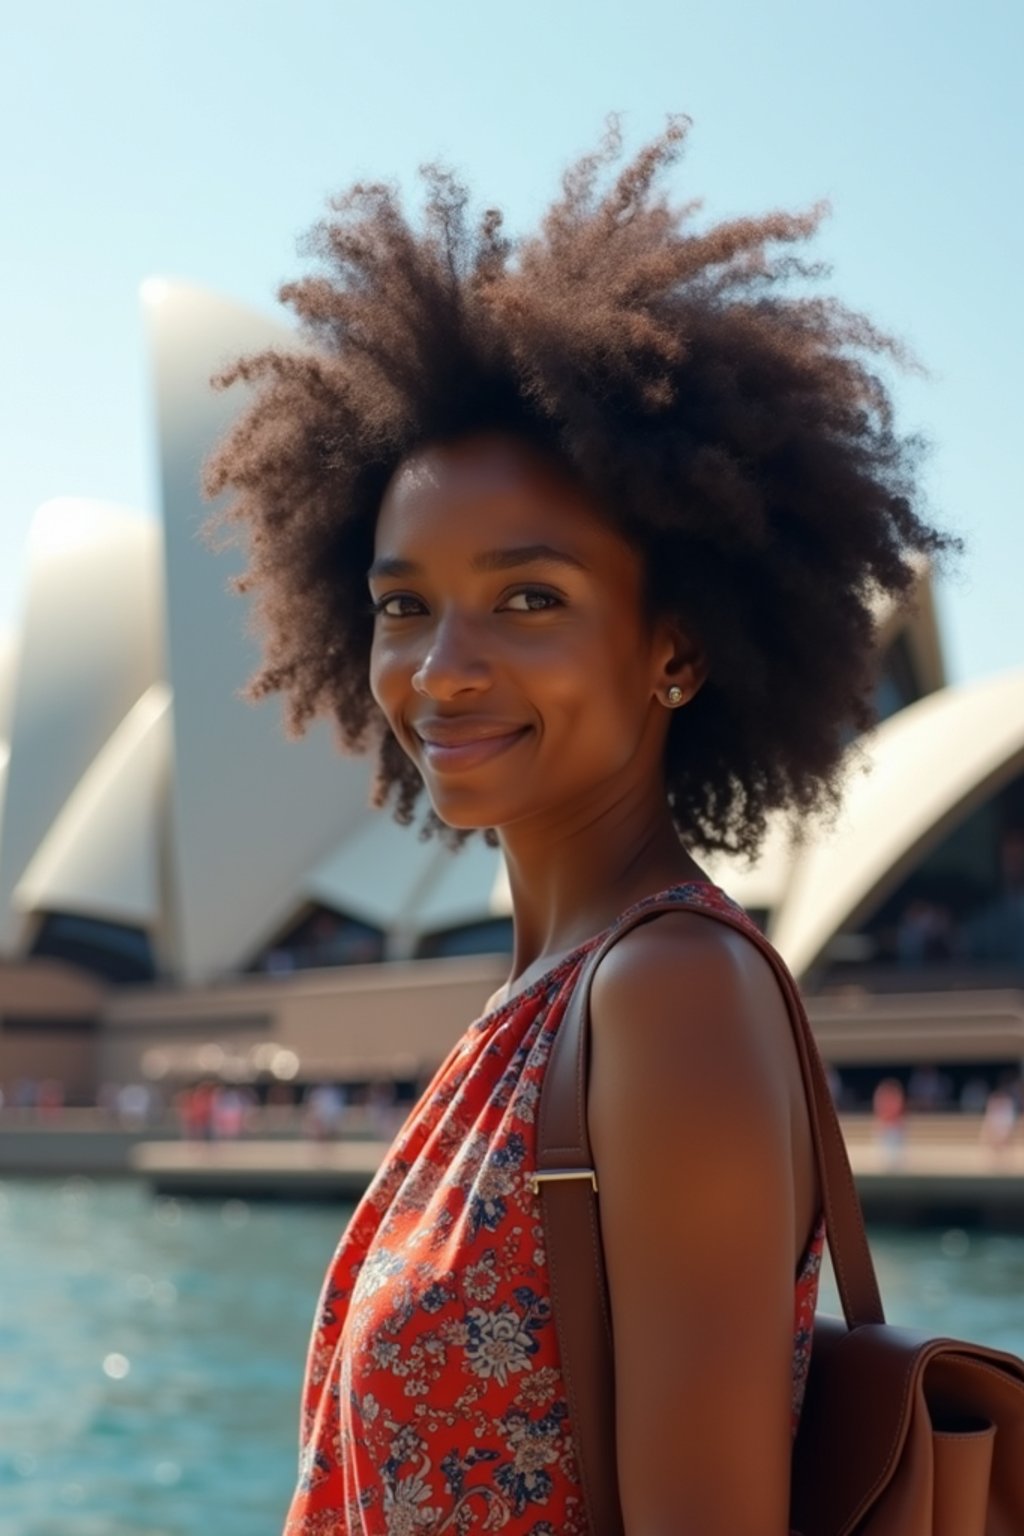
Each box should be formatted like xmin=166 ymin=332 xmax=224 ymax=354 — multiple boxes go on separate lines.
xmin=588 ymin=908 xmax=796 ymax=1121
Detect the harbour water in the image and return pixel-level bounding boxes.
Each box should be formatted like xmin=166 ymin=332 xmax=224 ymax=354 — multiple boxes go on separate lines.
xmin=4 ymin=1176 xmax=1024 ymax=1536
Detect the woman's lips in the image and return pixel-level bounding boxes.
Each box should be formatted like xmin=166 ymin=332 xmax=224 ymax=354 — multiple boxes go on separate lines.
xmin=415 ymin=726 xmax=531 ymax=774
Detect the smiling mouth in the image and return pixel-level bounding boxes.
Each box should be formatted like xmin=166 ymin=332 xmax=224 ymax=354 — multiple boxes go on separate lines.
xmin=415 ymin=726 xmax=531 ymax=774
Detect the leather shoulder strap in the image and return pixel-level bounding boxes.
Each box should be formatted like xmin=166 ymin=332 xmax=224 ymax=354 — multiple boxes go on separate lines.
xmin=534 ymin=889 xmax=885 ymax=1536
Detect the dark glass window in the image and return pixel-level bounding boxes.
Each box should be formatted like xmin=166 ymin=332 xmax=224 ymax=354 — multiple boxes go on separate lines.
xmin=417 ymin=918 xmax=514 ymax=959
xmin=249 ymin=904 xmax=385 ymax=974
xmin=29 ymin=912 xmax=156 ymax=985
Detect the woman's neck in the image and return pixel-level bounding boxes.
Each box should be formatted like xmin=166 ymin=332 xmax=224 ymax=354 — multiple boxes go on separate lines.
xmin=497 ymin=781 xmax=708 ymax=984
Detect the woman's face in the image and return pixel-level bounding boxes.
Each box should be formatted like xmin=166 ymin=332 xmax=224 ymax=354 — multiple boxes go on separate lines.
xmin=368 ymin=431 xmax=691 ymax=834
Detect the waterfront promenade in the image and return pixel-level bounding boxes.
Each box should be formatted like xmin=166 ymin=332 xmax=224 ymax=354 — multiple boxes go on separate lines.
xmin=132 ymin=1118 xmax=1024 ymax=1227
xmin=4 ymin=1111 xmax=1024 ymax=1223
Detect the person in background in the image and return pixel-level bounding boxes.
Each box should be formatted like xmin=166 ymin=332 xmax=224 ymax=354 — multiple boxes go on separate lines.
xmin=35 ymin=1079 xmax=65 ymax=1118
xmin=895 ymin=898 xmax=954 ymax=964
xmin=116 ymin=1082 xmax=153 ymax=1127
xmin=907 ymin=1062 xmax=952 ymax=1113
xmin=211 ymin=1084 xmax=252 ymax=1139
xmin=872 ymin=1077 xmax=908 ymax=1168
xmin=980 ymin=1073 xmax=1021 ymax=1160
xmin=302 ymin=1081 xmax=348 ymax=1141
xmin=175 ymin=1079 xmax=216 ymax=1141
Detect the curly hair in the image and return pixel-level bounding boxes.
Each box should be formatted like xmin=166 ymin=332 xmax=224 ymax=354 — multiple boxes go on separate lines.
xmin=203 ymin=115 xmax=958 ymax=859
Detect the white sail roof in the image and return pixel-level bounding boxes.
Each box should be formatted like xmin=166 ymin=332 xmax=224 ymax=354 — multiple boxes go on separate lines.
xmin=14 ymin=684 xmax=171 ymax=932
xmin=145 ymin=279 xmax=379 ymax=983
xmin=771 ymin=666 xmax=1024 ymax=977
xmin=0 ymin=502 xmax=163 ymax=954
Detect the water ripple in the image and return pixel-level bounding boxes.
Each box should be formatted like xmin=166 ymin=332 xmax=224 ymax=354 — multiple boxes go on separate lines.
xmin=0 ymin=1177 xmax=343 ymax=1536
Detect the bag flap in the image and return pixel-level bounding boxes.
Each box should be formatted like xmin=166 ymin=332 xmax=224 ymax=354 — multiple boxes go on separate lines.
xmin=792 ymin=1317 xmax=1024 ymax=1536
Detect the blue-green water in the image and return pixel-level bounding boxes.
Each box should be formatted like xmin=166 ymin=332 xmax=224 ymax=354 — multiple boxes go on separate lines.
xmin=2 ymin=1178 xmax=340 ymax=1536
xmin=3 ymin=1178 xmax=1024 ymax=1536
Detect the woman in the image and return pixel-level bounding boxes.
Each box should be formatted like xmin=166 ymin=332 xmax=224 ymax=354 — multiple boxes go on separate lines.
xmin=205 ymin=118 xmax=955 ymax=1535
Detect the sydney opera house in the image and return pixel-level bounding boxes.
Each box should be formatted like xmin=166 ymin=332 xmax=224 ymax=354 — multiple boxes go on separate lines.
xmin=2 ymin=282 xmax=1024 ymax=1108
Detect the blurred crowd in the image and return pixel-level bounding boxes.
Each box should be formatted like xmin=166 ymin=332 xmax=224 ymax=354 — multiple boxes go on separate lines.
xmin=0 ymin=1074 xmax=410 ymax=1140
xmin=3 ymin=1065 xmax=1022 ymax=1148
xmin=853 ymin=1065 xmax=1024 ymax=1166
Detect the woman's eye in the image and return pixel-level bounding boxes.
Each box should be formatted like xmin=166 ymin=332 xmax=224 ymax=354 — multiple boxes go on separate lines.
xmin=372 ymin=593 xmax=424 ymax=618
xmin=500 ymin=588 xmax=562 ymax=613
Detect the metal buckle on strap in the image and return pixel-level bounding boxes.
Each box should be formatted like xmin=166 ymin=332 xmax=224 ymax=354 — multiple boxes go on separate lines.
xmin=528 ymin=1168 xmax=599 ymax=1195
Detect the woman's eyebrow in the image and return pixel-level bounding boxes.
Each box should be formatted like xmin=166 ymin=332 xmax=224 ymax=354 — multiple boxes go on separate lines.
xmin=471 ymin=544 xmax=587 ymax=573
xmin=367 ymin=555 xmax=418 ymax=580
xmin=367 ymin=544 xmax=586 ymax=581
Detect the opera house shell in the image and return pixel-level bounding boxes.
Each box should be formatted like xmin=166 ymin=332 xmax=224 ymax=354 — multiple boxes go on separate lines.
xmin=2 ymin=282 xmax=1024 ymax=1102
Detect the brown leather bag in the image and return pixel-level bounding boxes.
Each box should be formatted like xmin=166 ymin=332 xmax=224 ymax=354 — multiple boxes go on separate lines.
xmin=532 ymin=893 xmax=1024 ymax=1535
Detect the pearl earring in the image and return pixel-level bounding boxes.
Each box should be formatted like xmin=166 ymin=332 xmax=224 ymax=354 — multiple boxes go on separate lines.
xmin=666 ymin=685 xmax=684 ymax=707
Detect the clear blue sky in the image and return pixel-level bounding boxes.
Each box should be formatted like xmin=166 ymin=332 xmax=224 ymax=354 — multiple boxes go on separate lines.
xmin=3 ymin=0 xmax=1021 ymax=684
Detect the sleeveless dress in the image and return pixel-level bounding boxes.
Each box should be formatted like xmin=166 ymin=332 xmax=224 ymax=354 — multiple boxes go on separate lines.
xmin=283 ymin=881 xmax=826 ymax=1535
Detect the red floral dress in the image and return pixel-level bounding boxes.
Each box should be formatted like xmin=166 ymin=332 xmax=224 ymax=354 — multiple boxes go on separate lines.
xmin=284 ymin=881 xmax=826 ymax=1535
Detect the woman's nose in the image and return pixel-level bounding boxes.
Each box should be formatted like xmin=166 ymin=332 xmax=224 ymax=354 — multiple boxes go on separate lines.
xmin=410 ymin=613 xmax=490 ymax=698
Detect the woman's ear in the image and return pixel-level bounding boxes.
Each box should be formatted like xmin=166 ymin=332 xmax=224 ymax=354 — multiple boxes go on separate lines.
xmin=657 ymin=622 xmax=708 ymax=708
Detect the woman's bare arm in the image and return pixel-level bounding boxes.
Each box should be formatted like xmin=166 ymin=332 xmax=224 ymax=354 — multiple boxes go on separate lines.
xmin=588 ymin=913 xmax=811 ymax=1536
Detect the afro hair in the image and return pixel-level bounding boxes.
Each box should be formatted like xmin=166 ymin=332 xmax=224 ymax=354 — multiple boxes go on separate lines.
xmin=203 ymin=115 xmax=959 ymax=859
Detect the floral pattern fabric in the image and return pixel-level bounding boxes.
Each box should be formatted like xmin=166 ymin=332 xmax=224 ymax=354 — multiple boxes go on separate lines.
xmin=284 ymin=881 xmax=827 ymax=1535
